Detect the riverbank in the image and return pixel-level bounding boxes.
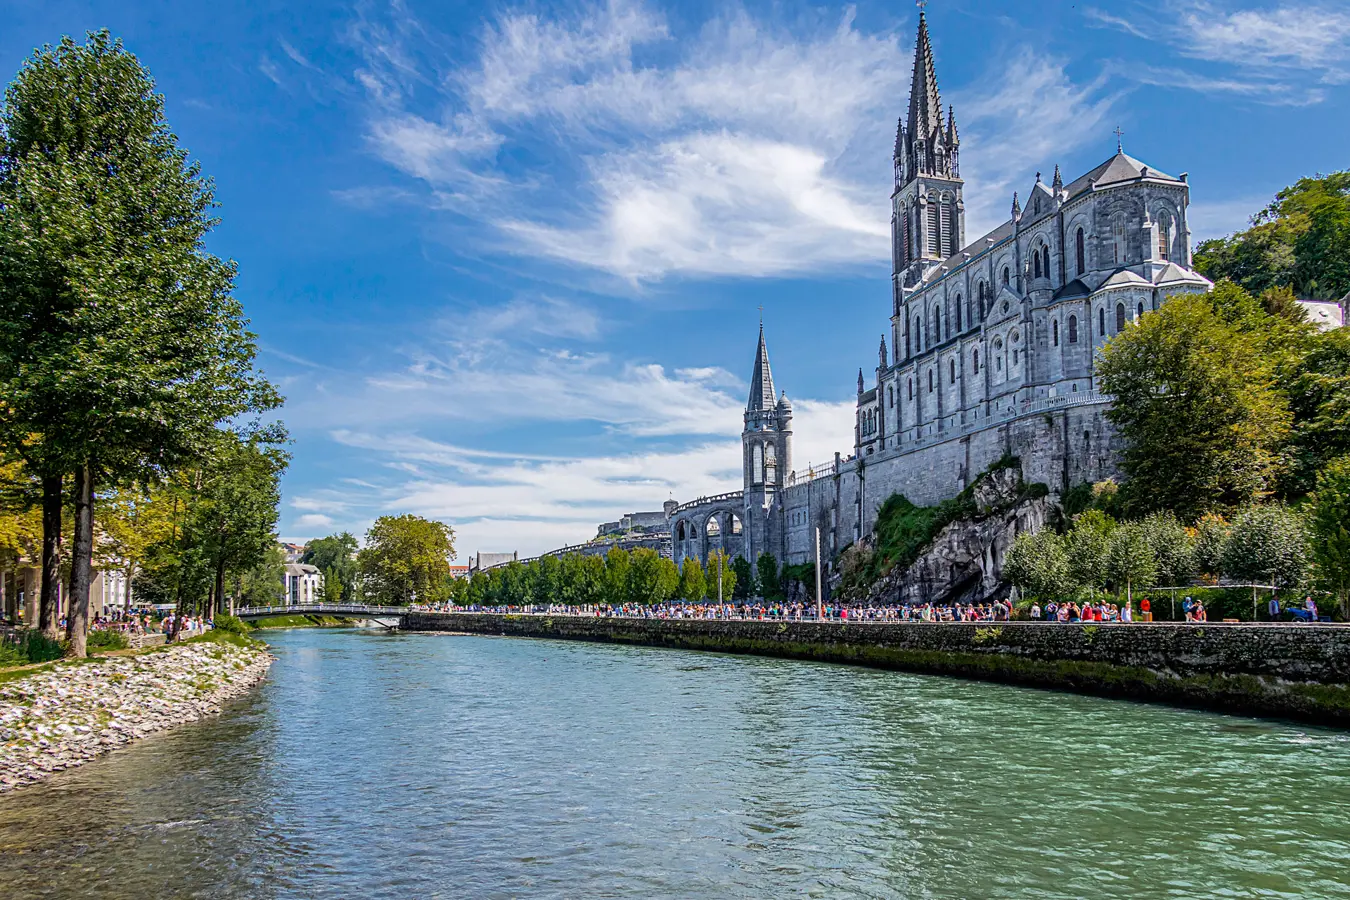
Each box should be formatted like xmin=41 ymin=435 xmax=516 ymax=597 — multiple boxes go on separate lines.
xmin=249 ymin=613 xmax=356 ymax=629
xmin=0 ymin=635 xmax=273 ymax=793
xmin=404 ymin=613 xmax=1350 ymax=726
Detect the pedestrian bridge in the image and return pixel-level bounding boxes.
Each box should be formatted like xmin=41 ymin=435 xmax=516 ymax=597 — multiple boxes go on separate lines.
xmin=234 ymin=604 xmax=409 ymax=628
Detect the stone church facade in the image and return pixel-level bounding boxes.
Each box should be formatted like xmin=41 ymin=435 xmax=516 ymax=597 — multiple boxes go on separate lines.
xmin=670 ymin=12 xmax=1211 ymax=573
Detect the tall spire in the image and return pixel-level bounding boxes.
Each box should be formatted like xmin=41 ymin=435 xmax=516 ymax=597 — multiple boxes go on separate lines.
xmin=907 ymin=11 xmax=943 ymax=145
xmin=747 ymin=323 xmax=776 ymax=412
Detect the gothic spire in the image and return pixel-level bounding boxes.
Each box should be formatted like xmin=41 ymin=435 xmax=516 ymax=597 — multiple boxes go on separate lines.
xmin=747 ymin=323 xmax=777 ymax=412
xmin=857 ymin=368 xmax=865 ymax=394
xmin=1011 ymin=191 xmax=1022 ymax=220
xmin=879 ymin=335 xmax=889 ymax=369
xmin=946 ymin=104 xmax=958 ymax=146
xmin=1052 ymin=163 xmax=1063 ymax=193
xmin=907 ymin=11 xmax=943 ymax=143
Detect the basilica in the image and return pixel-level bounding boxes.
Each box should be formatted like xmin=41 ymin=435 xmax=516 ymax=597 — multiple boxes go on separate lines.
xmin=668 ymin=11 xmax=1212 ymax=572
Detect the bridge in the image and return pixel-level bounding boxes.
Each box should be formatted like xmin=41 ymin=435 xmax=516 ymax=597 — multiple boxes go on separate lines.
xmin=234 ymin=604 xmax=410 ymax=629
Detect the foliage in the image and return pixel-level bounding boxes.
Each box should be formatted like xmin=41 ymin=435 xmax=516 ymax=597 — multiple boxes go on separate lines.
xmin=1221 ymin=504 xmax=1310 ymax=590
xmin=704 ymin=549 xmax=736 ymax=602
xmin=678 ymin=556 xmax=707 ymax=602
xmin=302 ymin=533 xmax=358 ymax=602
xmin=86 ymin=628 xmax=129 ymax=651
xmin=357 ymin=515 xmax=455 ymax=605
xmin=1194 ymin=171 xmax=1350 ymax=301
xmin=1097 ymin=292 xmax=1291 ymax=519
xmin=1193 ymin=514 xmax=1231 ymax=578
xmin=1065 ymin=510 xmax=1116 ymax=594
xmin=779 ymin=562 xmax=817 ymax=602
xmin=756 ymin=552 xmax=780 ymax=599
xmin=627 ymin=548 xmax=678 ymax=605
xmin=0 ymin=629 xmax=64 ymax=666
xmin=1003 ymin=530 xmax=1071 ymax=600
xmin=1106 ymin=523 xmax=1158 ymax=595
xmin=835 ymin=543 xmax=876 ymax=601
xmin=1310 ymin=457 xmax=1350 ymax=615
xmin=1283 ymin=328 xmax=1350 ymax=497
xmin=1137 ymin=512 xmax=1196 ymax=586
xmin=731 ymin=555 xmax=753 ymax=601
xmin=211 ymin=613 xmax=250 ymax=635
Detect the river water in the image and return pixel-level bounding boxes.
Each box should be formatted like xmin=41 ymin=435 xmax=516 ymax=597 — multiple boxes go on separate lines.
xmin=2 ymin=628 xmax=1349 ymax=898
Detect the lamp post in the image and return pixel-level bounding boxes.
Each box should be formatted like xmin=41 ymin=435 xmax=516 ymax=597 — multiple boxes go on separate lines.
xmin=815 ymin=527 xmax=823 ymax=621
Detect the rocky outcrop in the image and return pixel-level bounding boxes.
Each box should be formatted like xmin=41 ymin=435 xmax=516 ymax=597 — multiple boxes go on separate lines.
xmin=863 ymin=466 xmax=1053 ymax=607
xmin=0 ymin=640 xmax=273 ymax=793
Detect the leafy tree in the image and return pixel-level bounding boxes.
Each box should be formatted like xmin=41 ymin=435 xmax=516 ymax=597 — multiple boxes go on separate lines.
xmin=235 ymin=543 xmax=285 ymax=607
xmin=1003 ymin=530 xmax=1071 ymax=600
xmin=1283 ymin=328 xmax=1350 ymax=496
xmin=533 ymin=554 xmax=563 ymax=603
xmin=1195 ymin=171 xmax=1350 ymax=301
xmin=94 ymin=481 xmax=179 ymax=610
xmin=357 ymin=515 xmax=455 ymax=605
xmin=677 ymin=557 xmax=706 ymax=603
xmin=1310 ymin=456 xmax=1350 ymax=617
xmin=1193 ymin=513 xmax=1231 ymax=578
xmin=603 ymin=547 xmax=630 ymax=606
xmin=301 ymin=532 xmax=358 ymax=601
xmin=756 ymin=552 xmax=780 ymax=600
xmin=1222 ymin=504 xmax=1310 ymax=591
xmin=730 ymin=555 xmax=753 ymax=601
xmin=0 ymin=33 xmax=280 ymax=654
xmin=705 ymin=549 xmax=736 ymax=602
xmin=0 ymin=461 xmax=41 ymax=620
xmin=1065 ymin=510 xmax=1115 ymax=596
xmin=1106 ymin=523 xmax=1158 ymax=604
xmin=1137 ymin=512 xmax=1196 ymax=586
xmin=1097 ymin=292 xmax=1291 ymax=518
xmin=628 ymin=549 xmax=677 ymax=605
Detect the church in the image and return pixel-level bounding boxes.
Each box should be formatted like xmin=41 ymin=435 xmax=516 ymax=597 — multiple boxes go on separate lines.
xmin=669 ymin=11 xmax=1212 ymax=572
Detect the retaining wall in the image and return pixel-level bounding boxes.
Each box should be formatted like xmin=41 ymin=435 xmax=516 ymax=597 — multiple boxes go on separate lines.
xmin=402 ymin=613 xmax=1350 ymax=726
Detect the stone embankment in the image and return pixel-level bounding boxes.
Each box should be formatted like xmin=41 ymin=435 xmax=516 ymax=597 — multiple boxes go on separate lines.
xmin=405 ymin=613 xmax=1350 ymax=726
xmin=0 ymin=640 xmax=272 ymax=793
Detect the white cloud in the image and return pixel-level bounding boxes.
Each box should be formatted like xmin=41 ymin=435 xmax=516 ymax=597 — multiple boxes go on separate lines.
xmin=292 ymin=513 xmax=336 ymax=531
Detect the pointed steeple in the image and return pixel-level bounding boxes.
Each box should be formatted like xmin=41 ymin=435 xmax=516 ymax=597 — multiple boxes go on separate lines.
xmin=879 ymin=335 xmax=889 ymax=369
xmin=907 ymin=12 xmax=943 ymax=144
xmin=857 ymin=368 xmax=865 ymax=394
xmin=1011 ymin=191 xmax=1022 ymax=220
xmin=946 ymin=104 xmax=958 ymax=146
xmin=747 ymin=324 xmax=777 ymax=412
xmin=1052 ymin=163 xmax=1063 ymax=193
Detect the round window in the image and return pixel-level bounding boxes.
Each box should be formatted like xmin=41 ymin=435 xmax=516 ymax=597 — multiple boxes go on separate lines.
xmin=1002 ymin=300 xmax=1010 ymax=314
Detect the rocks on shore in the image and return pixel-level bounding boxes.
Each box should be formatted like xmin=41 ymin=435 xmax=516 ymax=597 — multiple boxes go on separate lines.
xmin=0 ymin=641 xmax=273 ymax=793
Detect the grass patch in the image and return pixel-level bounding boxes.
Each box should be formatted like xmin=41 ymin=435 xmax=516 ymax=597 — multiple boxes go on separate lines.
xmin=0 ymin=630 xmax=67 ymax=668
xmin=87 ymin=629 xmax=130 ymax=652
xmin=248 ymin=614 xmax=348 ymax=630
xmin=182 ymin=629 xmax=265 ymax=650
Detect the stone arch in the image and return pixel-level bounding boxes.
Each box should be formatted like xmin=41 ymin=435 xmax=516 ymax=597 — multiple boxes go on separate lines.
xmin=751 ymin=443 xmax=764 ymax=484
xmin=1116 ymin=302 xmax=1126 ymax=333
xmin=1068 ymin=314 xmax=1079 ymax=343
xmin=1052 ymin=318 xmax=1060 ymax=346
xmin=1075 ymin=226 xmax=1086 ymax=275
xmin=706 ymin=515 xmax=721 ymax=536
xmin=676 ymin=521 xmax=686 ymax=541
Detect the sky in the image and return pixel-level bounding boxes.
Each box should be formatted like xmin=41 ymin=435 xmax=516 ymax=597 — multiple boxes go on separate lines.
xmin=3 ymin=0 xmax=1348 ymax=560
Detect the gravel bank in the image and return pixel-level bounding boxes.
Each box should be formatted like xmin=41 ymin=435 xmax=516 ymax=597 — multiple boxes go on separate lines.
xmin=0 ymin=640 xmax=273 ymax=793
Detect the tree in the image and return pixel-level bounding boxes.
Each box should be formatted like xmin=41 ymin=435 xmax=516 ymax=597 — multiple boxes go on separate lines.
xmin=1137 ymin=512 xmax=1196 ymax=586
xmin=731 ymin=555 xmax=753 ymax=601
xmin=677 ymin=557 xmax=706 ymax=603
xmin=357 ymin=515 xmax=455 ymax=605
xmin=0 ymin=461 xmax=41 ymax=621
xmin=628 ymin=549 xmax=677 ymax=605
xmin=1097 ymin=292 xmax=1291 ymax=519
xmin=1310 ymin=456 xmax=1350 ymax=617
xmin=95 ymin=481 xmax=179 ymax=611
xmin=1003 ymin=530 xmax=1071 ymax=600
xmin=1195 ymin=171 xmax=1350 ymax=301
xmin=1284 ymin=328 xmax=1350 ymax=496
xmin=1222 ymin=504 xmax=1310 ymax=592
xmin=1106 ymin=523 xmax=1158 ymax=606
xmin=235 ymin=543 xmax=285 ymax=607
xmin=756 ymin=552 xmax=780 ymax=600
xmin=705 ymin=549 xmax=736 ymax=603
xmin=0 ymin=33 xmax=280 ymax=654
xmin=301 ymin=533 xmax=358 ymax=602
xmin=1193 ymin=513 xmax=1231 ymax=578
xmin=1065 ymin=510 xmax=1116 ymax=596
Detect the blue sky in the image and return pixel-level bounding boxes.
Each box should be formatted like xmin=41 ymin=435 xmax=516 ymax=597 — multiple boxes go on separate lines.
xmin=4 ymin=0 xmax=1348 ymax=559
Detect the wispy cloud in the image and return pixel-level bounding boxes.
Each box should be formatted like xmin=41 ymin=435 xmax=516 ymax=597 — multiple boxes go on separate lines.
xmin=1087 ymin=2 xmax=1350 ymax=102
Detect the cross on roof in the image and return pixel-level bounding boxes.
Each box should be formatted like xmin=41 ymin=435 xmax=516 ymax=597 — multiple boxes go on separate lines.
xmin=1114 ymin=125 xmax=1125 ymax=153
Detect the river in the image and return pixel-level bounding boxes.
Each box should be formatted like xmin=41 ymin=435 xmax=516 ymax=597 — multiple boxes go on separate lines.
xmin=2 ymin=627 xmax=1348 ymax=898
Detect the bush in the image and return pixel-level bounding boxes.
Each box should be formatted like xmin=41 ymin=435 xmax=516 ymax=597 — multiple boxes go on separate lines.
xmin=212 ymin=614 xmax=251 ymax=635
xmin=0 ymin=630 xmax=67 ymax=667
xmin=87 ymin=629 xmax=130 ymax=651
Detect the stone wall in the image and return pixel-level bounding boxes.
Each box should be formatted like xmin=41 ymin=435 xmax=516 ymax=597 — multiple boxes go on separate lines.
xmin=403 ymin=613 xmax=1350 ymax=727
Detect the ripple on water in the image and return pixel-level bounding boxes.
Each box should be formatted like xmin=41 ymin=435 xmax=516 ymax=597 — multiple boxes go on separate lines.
xmin=0 ymin=628 xmax=1348 ymax=899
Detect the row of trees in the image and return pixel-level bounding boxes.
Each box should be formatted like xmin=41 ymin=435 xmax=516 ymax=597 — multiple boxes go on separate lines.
xmin=0 ymin=33 xmax=283 ymax=652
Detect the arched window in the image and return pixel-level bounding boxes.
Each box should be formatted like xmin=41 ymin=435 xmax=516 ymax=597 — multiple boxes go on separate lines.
xmin=1157 ymin=209 xmax=1172 ymax=260
xmin=888 ymin=385 xmax=894 ymax=408
xmin=1002 ymin=266 xmax=1010 ymax=286
xmin=907 ymin=378 xmax=913 ymax=400
xmin=1075 ymin=228 xmax=1085 ymax=275
xmin=977 ymin=282 xmax=987 ymax=319
xmin=914 ymin=316 xmax=922 ymax=351
xmin=928 ymin=369 xmax=934 ymax=392
xmin=949 ymin=359 xmax=957 ymax=383
xmin=706 ymin=515 xmax=721 ymax=536
xmin=752 ymin=443 xmax=764 ymax=484
xmin=1116 ymin=302 xmax=1126 ymax=332
xmin=1033 ymin=250 xmax=1042 ymax=279
xmin=1012 ymin=348 xmax=1019 ymax=365
xmin=1053 ymin=319 xmax=1060 ymax=346
xmin=955 ymin=296 xmax=963 ymax=332
xmin=928 ymin=201 xmax=941 ymax=255
xmin=1112 ymin=212 xmax=1126 ymax=264
xmin=934 ymin=305 xmax=943 ymax=343
xmin=676 ymin=521 xmax=686 ymax=541
xmin=1099 ymin=306 xmax=1106 ymax=336
xmin=973 ymin=349 xmax=980 ymax=374
xmin=1137 ymin=301 xmax=1145 ymax=321
xmin=1068 ymin=314 xmax=1079 ymax=343
xmin=1042 ymin=246 xmax=1051 ymax=281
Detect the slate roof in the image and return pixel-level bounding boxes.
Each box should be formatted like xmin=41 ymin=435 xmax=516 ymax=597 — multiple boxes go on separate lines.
xmin=747 ymin=324 xmax=777 ymax=412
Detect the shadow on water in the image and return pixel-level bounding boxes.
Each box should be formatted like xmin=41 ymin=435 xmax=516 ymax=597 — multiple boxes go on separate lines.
xmin=2 ymin=627 xmax=1349 ymax=899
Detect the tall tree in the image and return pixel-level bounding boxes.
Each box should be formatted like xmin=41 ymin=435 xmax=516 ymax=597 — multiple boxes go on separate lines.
xmin=677 ymin=557 xmax=706 ymax=603
xmin=1065 ymin=510 xmax=1115 ymax=597
xmin=357 ymin=515 xmax=455 ymax=605
xmin=1106 ymin=523 xmax=1158 ymax=606
xmin=1003 ymin=530 xmax=1071 ymax=600
xmin=730 ymin=555 xmax=753 ymax=601
xmin=1097 ymin=292 xmax=1291 ymax=518
xmin=705 ymin=549 xmax=736 ymax=603
xmin=0 ymin=33 xmax=280 ymax=654
xmin=1310 ymin=456 xmax=1350 ymax=617
xmin=756 ymin=552 xmax=780 ymax=600
xmin=301 ymin=532 xmax=358 ymax=602
xmin=1222 ymin=504 xmax=1310 ymax=592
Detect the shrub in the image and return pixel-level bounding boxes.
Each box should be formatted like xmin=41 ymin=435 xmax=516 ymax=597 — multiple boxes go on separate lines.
xmin=0 ymin=630 xmax=67 ymax=666
xmin=87 ymin=629 xmax=130 ymax=651
xmin=212 ymin=614 xmax=251 ymax=635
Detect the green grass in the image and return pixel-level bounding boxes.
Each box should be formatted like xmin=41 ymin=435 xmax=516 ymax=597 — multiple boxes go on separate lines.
xmin=248 ymin=614 xmax=348 ymax=630
xmin=181 ymin=629 xmax=265 ymax=650
xmin=0 ymin=630 xmax=67 ymax=668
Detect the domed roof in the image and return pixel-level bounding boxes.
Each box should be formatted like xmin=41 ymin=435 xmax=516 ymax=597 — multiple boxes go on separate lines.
xmin=777 ymin=391 xmax=792 ymax=410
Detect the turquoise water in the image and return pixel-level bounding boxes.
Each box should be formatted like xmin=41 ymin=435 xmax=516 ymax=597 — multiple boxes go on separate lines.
xmin=2 ymin=627 xmax=1348 ymax=898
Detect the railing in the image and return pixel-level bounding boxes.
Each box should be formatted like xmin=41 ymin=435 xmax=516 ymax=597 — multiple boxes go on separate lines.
xmin=509 ymin=534 xmax=674 ymax=568
xmin=671 ymin=491 xmax=743 ymax=515
xmin=787 ymin=461 xmax=836 ymax=485
xmin=235 ymin=604 xmax=410 ymax=617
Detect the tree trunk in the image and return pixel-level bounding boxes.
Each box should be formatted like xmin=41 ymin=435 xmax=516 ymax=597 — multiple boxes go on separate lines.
xmin=39 ymin=473 xmax=63 ymax=639
xmin=211 ymin=558 xmax=225 ymax=621
xmin=66 ymin=462 xmax=95 ymax=657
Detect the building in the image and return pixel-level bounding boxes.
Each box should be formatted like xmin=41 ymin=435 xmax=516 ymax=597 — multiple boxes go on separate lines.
xmin=448 ymin=565 xmax=471 ymax=580
xmin=669 ymin=11 xmax=1213 ymax=574
xmin=280 ymin=542 xmax=307 ymax=564
xmin=283 ymin=564 xmax=324 ymax=605
xmin=597 ymin=504 xmax=677 ymax=538
xmin=1297 ymin=299 xmax=1345 ymax=331
xmin=468 ymin=552 xmax=518 ymax=575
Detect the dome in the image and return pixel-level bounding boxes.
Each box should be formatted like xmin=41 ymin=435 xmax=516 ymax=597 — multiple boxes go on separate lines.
xmin=777 ymin=392 xmax=793 ymax=411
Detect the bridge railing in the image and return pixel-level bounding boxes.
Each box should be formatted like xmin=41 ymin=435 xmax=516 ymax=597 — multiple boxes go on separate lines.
xmin=234 ymin=604 xmax=411 ymax=617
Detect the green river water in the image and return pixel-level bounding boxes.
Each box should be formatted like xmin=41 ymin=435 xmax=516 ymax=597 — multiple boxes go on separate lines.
xmin=1 ymin=627 xmax=1348 ymax=898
